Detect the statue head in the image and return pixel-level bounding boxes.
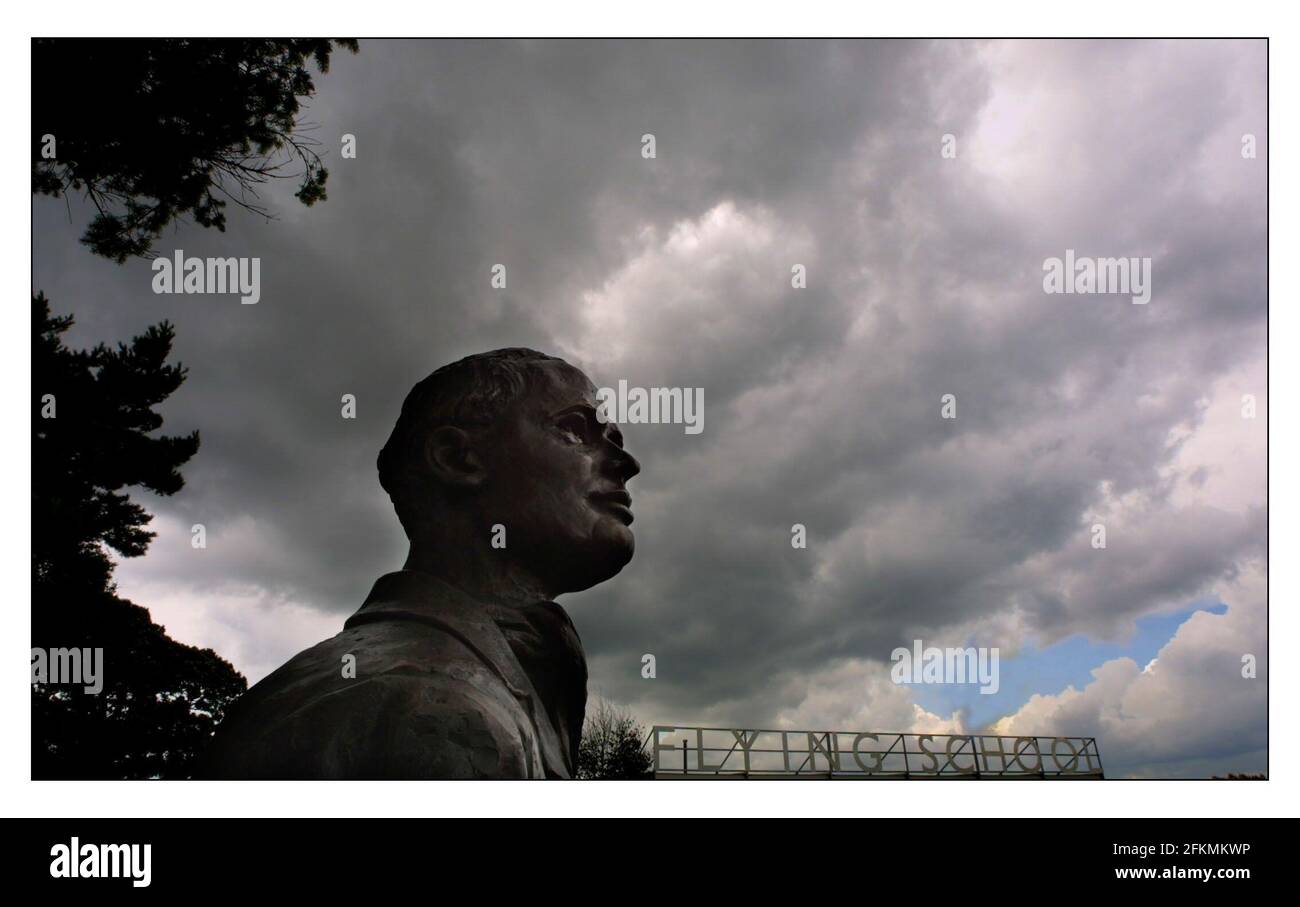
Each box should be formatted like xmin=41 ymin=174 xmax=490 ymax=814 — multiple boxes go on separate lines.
xmin=377 ymin=349 xmax=640 ymax=599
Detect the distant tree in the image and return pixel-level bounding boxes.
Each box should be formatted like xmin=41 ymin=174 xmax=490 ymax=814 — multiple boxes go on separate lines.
xmin=1211 ymin=773 xmax=1267 ymax=780
xmin=577 ymin=698 xmax=654 ymax=779
xmin=32 ymin=38 xmax=358 ymax=262
xmin=32 ymin=294 xmax=246 ymax=778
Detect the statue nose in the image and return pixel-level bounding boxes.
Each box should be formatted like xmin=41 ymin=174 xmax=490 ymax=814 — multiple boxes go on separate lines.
xmin=614 ymin=447 xmax=641 ymax=482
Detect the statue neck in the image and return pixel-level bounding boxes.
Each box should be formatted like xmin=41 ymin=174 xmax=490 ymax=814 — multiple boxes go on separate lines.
xmin=402 ymin=543 xmax=555 ymax=608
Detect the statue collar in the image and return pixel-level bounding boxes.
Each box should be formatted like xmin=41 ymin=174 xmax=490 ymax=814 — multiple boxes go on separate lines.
xmin=346 ymin=570 xmax=579 ymax=777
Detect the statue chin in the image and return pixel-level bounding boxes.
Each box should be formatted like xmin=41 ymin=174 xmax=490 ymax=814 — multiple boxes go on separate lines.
xmin=552 ymin=523 xmax=634 ymax=594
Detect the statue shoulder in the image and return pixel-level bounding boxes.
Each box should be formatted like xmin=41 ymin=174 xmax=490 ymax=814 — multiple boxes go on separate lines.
xmin=204 ymin=619 xmax=542 ymax=779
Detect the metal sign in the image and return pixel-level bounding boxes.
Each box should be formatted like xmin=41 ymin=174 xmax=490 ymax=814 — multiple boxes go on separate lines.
xmin=650 ymin=726 xmax=1103 ymax=779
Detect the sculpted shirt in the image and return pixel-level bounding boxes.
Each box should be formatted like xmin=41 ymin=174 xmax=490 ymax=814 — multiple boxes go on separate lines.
xmin=204 ymin=570 xmax=588 ymax=779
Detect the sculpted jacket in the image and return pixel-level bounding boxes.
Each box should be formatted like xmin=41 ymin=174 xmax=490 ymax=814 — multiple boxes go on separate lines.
xmin=204 ymin=570 xmax=588 ymax=779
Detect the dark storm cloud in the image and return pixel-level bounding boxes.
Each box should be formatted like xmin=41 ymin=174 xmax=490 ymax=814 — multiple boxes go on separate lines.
xmin=33 ymin=39 xmax=1266 ymax=776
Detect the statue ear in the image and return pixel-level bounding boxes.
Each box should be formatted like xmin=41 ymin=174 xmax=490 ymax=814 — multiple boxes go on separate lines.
xmin=423 ymin=425 xmax=487 ymax=488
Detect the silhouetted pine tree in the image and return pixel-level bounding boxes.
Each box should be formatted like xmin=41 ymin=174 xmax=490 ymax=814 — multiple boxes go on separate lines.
xmin=32 ymin=294 xmax=246 ymax=778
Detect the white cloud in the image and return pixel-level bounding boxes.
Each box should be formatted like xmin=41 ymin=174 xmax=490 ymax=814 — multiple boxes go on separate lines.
xmin=991 ymin=559 xmax=1266 ymax=777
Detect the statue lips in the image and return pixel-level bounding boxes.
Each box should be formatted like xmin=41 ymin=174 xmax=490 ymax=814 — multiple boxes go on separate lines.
xmin=589 ymin=488 xmax=633 ymax=525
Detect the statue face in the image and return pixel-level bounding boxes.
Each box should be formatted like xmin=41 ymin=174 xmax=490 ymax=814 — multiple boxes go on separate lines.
xmin=480 ymin=360 xmax=641 ymax=595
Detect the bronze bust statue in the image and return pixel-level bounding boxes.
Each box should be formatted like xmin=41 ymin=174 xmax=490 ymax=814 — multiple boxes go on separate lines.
xmin=204 ymin=349 xmax=640 ymax=778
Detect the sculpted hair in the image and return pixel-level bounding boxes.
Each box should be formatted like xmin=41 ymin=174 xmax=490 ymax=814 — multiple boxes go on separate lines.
xmin=377 ymin=348 xmax=564 ymax=536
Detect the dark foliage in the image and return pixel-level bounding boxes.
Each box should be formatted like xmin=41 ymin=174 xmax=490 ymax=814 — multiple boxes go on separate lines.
xmin=32 ymin=294 xmax=246 ymax=778
xmin=32 ymin=38 xmax=358 ymax=261
xmin=33 ymin=294 xmax=198 ymax=590
xmin=32 ymin=592 xmax=246 ymax=779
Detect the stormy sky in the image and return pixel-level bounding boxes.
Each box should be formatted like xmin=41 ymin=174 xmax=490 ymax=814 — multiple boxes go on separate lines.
xmin=32 ymin=39 xmax=1267 ymax=778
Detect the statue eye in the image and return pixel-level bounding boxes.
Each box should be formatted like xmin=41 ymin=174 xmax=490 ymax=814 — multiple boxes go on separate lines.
xmin=556 ymin=414 xmax=589 ymax=444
